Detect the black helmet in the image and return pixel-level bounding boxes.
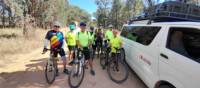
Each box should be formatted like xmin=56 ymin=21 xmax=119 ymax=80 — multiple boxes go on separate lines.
xmin=90 ymin=26 xmax=94 ymax=30
xmin=80 ymin=22 xmax=86 ymax=26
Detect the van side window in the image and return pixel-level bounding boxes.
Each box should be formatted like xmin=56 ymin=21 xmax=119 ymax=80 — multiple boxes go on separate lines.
xmin=167 ymin=27 xmax=200 ymax=63
xmin=121 ymin=26 xmax=161 ymax=45
xmin=121 ymin=26 xmax=130 ymax=38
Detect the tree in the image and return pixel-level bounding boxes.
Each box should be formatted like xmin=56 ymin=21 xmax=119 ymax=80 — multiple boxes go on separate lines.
xmin=95 ymin=0 xmax=144 ymax=29
xmin=95 ymin=0 xmax=112 ymax=28
xmin=110 ymin=0 xmax=122 ymax=29
xmin=4 ymin=0 xmax=91 ymax=28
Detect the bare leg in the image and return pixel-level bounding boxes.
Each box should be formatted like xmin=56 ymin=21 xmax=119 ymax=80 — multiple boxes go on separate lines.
xmin=89 ymin=58 xmax=95 ymax=76
xmin=69 ymin=51 xmax=74 ymax=62
xmin=62 ymin=57 xmax=67 ymax=69
xmin=68 ymin=51 xmax=72 ymax=63
xmin=71 ymin=51 xmax=74 ymax=61
xmin=89 ymin=59 xmax=93 ymax=70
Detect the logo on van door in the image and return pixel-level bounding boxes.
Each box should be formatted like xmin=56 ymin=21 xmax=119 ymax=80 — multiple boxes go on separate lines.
xmin=139 ymin=55 xmax=151 ymax=65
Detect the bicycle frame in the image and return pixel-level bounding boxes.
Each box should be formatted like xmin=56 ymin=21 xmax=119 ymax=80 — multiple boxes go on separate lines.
xmin=43 ymin=48 xmax=59 ymax=84
xmin=43 ymin=48 xmax=62 ymax=71
xmin=108 ymin=48 xmax=121 ymax=67
xmin=47 ymin=52 xmax=57 ymax=70
xmin=74 ymin=48 xmax=86 ymax=75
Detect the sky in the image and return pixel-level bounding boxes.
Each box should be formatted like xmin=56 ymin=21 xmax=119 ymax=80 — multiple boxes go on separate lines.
xmin=68 ymin=0 xmax=166 ymax=13
xmin=68 ymin=0 xmax=97 ymax=19
xmin=68 ymin=0 xmax=167 ymax=19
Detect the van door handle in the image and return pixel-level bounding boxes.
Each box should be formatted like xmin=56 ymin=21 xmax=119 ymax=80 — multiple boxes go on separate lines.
xmin=160 ymin=53 xmax=168 ymax=59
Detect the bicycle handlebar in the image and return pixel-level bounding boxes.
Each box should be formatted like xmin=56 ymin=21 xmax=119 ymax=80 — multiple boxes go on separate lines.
xmin=114 ymin=47 xmax=122 ymax=51
xmin=42 ymin=49 xmax=60 ymax=54
xmin=42 ymin=48 xmax=50 ymax=54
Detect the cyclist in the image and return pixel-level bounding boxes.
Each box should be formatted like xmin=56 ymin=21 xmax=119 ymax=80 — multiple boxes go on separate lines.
xmin=105 ymin=25 xmax=114 ymax=42
xmin=95 ymin=28 xmax=103 ymax=54
xmin=76 ymin=22 xmax=95 ymax=76
xmin=89 ymin=26 xmax=96 ymax=60
xmin=65 ymin=23 xmax=76 ymax=64
xmin=43 ymin=21 xmax=69 ymax=76
xmin=103 ymin=25 xmax=114 ymax=55
xmin=110 ymin=29 xmax=122 ymax=61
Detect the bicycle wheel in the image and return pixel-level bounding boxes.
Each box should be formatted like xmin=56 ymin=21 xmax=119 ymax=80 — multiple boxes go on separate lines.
xmin=69 ymin=62 xmax=85 ymax=88
xmin=45 ymin=61 xmax=56 ymax=84
xmin=120 ymin=48 xmax=126 ymax=61
xmin=107 ymin=54 xmax=129 ymax=84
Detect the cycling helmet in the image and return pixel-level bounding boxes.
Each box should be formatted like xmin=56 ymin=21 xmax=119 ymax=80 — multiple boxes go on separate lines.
xmin=69 ymin=24 xmax=75 ymax=30
xmin=80 ymin=22 xmax=87 ymax=26
xmin=90 ymin=26 xmax=94 ymax=30
xmin=108 ymin=24 xmax=113 ymax=28
xmin=53 ymin=21 xmax=61 ymax=27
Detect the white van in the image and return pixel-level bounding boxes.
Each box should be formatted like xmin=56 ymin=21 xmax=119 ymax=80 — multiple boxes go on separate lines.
xmin=121 ymin=21 xmax=200 ymax=88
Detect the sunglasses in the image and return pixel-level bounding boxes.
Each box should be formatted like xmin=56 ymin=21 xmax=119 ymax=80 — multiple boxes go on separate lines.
xmin=54 ymin=26 xmax=60 ymax=28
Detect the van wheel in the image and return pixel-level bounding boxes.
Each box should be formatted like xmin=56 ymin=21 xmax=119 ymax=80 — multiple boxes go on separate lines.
xmin=159 ymin=85 xmax=174 ymax=88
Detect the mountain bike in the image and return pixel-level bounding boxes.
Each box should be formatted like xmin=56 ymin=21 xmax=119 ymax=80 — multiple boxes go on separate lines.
xmin=42 ymin=48 xmax=59 ymax=84
xmin=68 ymin=48 xmax=86 ymax=88
xmin=100 ymin=39 xmax=110 ymax=69
xmin=107 ymin=47 xmax=129 ymax=84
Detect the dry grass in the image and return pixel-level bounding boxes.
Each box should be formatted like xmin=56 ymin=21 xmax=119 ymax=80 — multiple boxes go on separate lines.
xmin=0 ymin=28 xmax=46 ymax=61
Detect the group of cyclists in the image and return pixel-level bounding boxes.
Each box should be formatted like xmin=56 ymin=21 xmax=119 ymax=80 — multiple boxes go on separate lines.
xmin=42 ymin=21 xmax=122 ymax=77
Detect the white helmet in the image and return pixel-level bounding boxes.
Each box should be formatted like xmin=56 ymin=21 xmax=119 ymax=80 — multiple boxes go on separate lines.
xmin=108 ymin=24 xmax=113 ymax=28
xmin=53 ymin=21 xmax=61 ymax=27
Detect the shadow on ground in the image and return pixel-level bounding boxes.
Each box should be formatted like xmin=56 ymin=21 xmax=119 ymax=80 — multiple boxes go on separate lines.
xmin=0 ymin=58 xmax=47 ymax=88
xmin=0 ymin=57 xmax=147 ymax=88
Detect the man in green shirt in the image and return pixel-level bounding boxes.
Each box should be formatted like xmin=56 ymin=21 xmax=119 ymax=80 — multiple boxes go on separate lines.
xmin=65 ymin=23 xmax=76 ymax=64
xmin=110 ymin=30 xmax=122 ymax=53
xmin=76 ymin=22 xmax=95 ymax=76
xmin=105 ymin=25 xmax=114 ymax=41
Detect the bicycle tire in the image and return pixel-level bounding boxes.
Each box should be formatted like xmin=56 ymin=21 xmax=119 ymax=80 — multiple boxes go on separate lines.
xmin=68 ymin=62 xmax=85 ymax=88
xmin=107 ymin=56 xmax=129 ymax=84
xmin=45 ymin=62 xmax=56 ymax=84
xmin=120 ymin=48 xmax=126 ymax=61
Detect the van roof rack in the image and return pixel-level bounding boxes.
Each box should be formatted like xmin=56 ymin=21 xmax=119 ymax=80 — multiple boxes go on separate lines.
xmin=128 ymin=1 xmax=200 ymax=24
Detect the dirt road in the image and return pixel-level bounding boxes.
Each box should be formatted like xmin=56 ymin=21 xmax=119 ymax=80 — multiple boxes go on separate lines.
xmin=0 ymin=48 xmax=147 ymax=88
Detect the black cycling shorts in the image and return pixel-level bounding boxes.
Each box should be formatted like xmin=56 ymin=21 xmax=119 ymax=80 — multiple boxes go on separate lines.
xmin=82 ymin=47 xmax=90 ymax=60
xmin=68 ymin=45 xmax=76 ymax=52
xmin=51 ymin=48 xmax=66 ymax=58
xmin=95 ymin=38 xmax=103 ymax=47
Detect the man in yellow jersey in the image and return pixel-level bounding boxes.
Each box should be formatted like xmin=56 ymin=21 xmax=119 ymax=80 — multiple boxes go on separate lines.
xmin=110 ymin=29 xmax=122 ymax=59
xmin=105 ymin=25 xmax=114 ymax=41
xmin=65 ymin=23 xmax=76 ymax=64
xmin=76 ymin=22 xmax=95 ymax=76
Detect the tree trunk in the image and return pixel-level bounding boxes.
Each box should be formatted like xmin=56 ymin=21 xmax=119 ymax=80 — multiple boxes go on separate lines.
xmin=2 ymin=7 xmax=5 ymax=28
